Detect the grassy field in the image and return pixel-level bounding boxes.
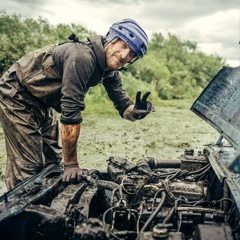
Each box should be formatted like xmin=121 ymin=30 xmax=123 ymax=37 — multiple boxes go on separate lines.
xmin=0 ymin=99 xmax=220 ymax=194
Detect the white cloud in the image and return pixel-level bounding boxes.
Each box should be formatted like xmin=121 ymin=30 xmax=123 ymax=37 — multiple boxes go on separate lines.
xmin=1 ymin=0 xmax=239 ymax=66
xmin=168 ymin=9 xmax=240 ymax=66
xmin=40 ymin=0 xmax=146 ymax=35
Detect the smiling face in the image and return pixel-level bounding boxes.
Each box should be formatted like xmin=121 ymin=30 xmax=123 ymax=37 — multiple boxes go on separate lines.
xmin=104 ymin=38 xmax=136 ymax=70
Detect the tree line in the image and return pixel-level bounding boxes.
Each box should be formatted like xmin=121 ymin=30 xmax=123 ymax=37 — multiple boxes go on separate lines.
xmin=0 ymin=11 xmax=226 ymax=101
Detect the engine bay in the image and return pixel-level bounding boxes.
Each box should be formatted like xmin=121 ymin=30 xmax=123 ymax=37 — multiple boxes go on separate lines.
xmin=0 ymin=141 xmax=239 ymax=240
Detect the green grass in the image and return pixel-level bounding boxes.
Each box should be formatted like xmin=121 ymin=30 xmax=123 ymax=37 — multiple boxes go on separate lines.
xmin=68 ymin=99 xmax=219 ymax=166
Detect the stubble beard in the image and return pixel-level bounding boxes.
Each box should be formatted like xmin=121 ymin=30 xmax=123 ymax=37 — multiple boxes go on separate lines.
xmin=105 ymin=44 xmax=123 ymax=70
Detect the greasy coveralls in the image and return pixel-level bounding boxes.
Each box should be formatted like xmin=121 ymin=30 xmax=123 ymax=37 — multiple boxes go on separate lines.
xmin=0 ymin=35 xmax=134 ymax=189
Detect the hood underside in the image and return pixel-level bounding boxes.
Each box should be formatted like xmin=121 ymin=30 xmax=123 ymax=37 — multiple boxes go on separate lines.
xmin=191 ymin=66 xmax=240 ymax=149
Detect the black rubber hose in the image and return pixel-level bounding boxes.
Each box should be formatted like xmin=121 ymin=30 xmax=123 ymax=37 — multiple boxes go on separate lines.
xmin=140 ymin=189 xmax=167 ymax=233
xmin=97 ymin=180 xmax=124 ymax=201
xmin=97 ymin=180 xmax=120 ymax=192
xmin=143 ymin=157 xmax=181 ymax=170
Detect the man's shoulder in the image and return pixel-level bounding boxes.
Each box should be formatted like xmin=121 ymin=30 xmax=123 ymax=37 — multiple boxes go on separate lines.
xmin=53 ymin=41 xmax=95 ymax=61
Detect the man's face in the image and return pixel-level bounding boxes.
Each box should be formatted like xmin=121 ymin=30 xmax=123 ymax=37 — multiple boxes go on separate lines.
xmin=104 ymin=39 xmax=136 ymax=70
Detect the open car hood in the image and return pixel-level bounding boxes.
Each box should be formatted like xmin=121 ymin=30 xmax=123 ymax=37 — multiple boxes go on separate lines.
xmin=191 ymin=66 xmax=240 ymax=149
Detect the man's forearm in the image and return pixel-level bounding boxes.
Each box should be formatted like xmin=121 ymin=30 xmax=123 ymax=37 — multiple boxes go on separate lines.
xmin=61 ymin=123 xmax=81 ymax=165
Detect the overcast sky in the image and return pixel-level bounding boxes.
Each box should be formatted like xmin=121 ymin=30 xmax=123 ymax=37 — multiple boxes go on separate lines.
xmin=1 ymin=0 xmax=240 ymax=66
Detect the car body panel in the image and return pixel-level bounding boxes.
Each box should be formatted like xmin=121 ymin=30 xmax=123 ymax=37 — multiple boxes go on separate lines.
xmin=191 ymin=66 xmax=240 ymax=149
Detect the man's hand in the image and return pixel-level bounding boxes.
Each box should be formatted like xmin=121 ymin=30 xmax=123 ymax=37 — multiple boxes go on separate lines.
xmin=132 ymin=91 xmax=155 ymax=120
xmin=62 ymin=163 xmax=83 ymax=184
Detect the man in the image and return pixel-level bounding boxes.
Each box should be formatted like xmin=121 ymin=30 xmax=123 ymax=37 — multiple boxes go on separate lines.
xmin=0 ymin=19 xmax=154 ymax=189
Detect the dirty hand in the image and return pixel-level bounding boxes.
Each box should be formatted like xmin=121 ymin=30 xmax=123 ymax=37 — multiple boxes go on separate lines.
xmin=62 ymin=163 xmax=83 ymax=184
xmin=132 ymin=91 xmax=155 ymax=120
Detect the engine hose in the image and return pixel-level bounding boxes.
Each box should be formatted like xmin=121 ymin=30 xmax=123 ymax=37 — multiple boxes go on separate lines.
xmin=97 ymin=180 xmax=125 ymax=201
xmin=137 ymin=159 xmax=153 ymax=172
xmin=140 ymin=189 xmax=167 ymax=233
xmin=190 ymin=165 xmax=212 ymax=179
xmin=144 ymin=157 xmax=181 ymax=170
xmin=187 ymin=163 xmax=211 ymax=175
xmin=97 ymin=180 xmax=120 ymax=191
xmin=162 ymin=206 xmax=175 ymax=224
xmin=110 ymin=188 xmax=120 ymax=206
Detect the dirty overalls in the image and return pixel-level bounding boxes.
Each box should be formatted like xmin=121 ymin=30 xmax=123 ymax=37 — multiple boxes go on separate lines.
xmin=0 ymin=44 xmax=63 ymax=189
xmin=0 ymin=35 xmax=134 ymax=189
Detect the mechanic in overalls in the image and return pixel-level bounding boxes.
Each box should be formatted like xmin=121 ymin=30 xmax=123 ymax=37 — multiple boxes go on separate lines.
xmin=0 ymin=19 xmax=154 ymax=189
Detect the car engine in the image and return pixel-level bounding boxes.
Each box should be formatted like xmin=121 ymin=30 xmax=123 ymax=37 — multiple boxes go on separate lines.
xmin=0 ymin=143 xmax=238 ymax=240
